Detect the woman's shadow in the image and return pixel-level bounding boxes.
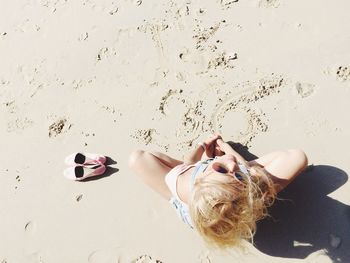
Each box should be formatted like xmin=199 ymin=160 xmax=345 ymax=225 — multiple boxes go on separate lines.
xmin=229 ymin=142 xmax=350 ymax=262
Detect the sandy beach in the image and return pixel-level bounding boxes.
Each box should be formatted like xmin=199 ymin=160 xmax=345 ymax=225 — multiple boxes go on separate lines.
xmin=1 ymin=0 xmax=350 ymax=262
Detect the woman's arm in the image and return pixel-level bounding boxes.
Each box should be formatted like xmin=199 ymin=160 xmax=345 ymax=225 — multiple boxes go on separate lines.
xmin=184 ymin=135 xmax=222 ymax=164
xmin=215 ymin=139 xmax=308 ymax=191
xmin=216 ymin=139 xmax=247 ymax=165
xmin=249 ymin=149 xmax=308 ymax=190
xmin=183 ymin=144 xmax=206 ymax=164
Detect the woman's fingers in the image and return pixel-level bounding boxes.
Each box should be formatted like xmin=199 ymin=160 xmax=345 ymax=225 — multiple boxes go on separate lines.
xmin=212 ymin=134 xmax=222 ymax=141
xmin=205 ymin=134 xmax=222 ymax=145
xmin=203 ymin=135 xmax=225 ymax=157
xmin=215 ymin=139 xmax=227 ymax=154
xmin=214 ymin=146 xmax=225 ymax=156
xmin=216 ymin=138 xmax=225 ymax=146
xmin=215 ymin=134 xmax=222 ymax=140
xmin=205 ymin=143 xmax=215 ymax=158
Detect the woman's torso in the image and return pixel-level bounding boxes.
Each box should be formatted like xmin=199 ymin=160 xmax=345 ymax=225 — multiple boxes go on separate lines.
xmin=176 ymin=167 xmax=194 ymax=204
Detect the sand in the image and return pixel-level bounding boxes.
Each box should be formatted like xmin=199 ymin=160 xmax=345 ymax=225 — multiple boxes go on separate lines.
xmin=0 ymin=0 xmax=350 ymax=262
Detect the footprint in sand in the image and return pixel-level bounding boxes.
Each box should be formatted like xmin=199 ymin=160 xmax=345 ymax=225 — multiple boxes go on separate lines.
xmin=78 ymin=32 xmax=89 ymax=41
xmin=178 ymin=48 xmax=191 ymax=63
xmin=39 ymin=0 xmax=68 ymax=12
xmin=25 ymin=221 xmax=36 ymax=234
xmin=295 ymin=82 xmax=315 ymax=98
xmin=258 ymin=0 xmax=280 ymax=8
xmin=48 ymin=118 xmax=71 ymax=138
xmin=133 ymin=255 xmax=162 ymax=263
xmin=2 ymin=100 xmax=17 ymax=114
xmin=109 ymin=5 xmax=119 ymax=15
xmin=217 ymin=0 xmax=239 ymax=10
xmin=88 ymin=248 xmax=162 ymax=263
xmin=133 ymin=0 xmax=143 ymax=6
xmin=75 ymin=194 xmax=83 ymax=202
xmin=207 ymin=52 xmax=237 ymax=70
xmin=193 ymin=22 xmax=223 ymax=51
xmin=96 ymin=47 xmax=118 ymax=63
xmin=7 ymin=117 xmax=33 ymax=133
xmin=131 ymin=128 xmax=158 ymax=147
xmin=335 ymin=66 xmax=350 ymax=82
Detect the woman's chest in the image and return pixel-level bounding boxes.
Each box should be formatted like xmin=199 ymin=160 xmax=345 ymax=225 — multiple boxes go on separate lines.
xmin=176 ymin=168 xmax=193 ymax=204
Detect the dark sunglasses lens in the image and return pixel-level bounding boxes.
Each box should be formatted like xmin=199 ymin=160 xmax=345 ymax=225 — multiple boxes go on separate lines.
xmin=235 ymin=173 xmax=243 ymax=181
xmin=212 ymin=163 xmax=228 ymax=174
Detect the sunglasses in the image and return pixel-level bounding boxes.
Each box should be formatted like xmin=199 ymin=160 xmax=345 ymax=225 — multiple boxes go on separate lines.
xmin=211 ymin=162 xmax=244 ymax=180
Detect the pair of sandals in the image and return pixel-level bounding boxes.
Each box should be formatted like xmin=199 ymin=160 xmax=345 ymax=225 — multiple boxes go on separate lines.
xmin=63 ymin=153 xmax=107 ymax=181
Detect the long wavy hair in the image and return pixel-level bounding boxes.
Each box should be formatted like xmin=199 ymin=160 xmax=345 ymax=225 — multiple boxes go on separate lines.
xmin=188 ymin=163 xmax=277 ymax=248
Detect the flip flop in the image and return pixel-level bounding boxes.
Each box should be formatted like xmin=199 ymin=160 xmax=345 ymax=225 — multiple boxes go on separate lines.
xmin=65 ymin=153 xmax=106 ymax=166
xmin=63 ymin=164 xmax=106 ymax=181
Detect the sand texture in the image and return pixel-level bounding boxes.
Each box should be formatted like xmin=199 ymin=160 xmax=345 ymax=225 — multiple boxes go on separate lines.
xmin=1 ymin=0 xmax=350 ymax=262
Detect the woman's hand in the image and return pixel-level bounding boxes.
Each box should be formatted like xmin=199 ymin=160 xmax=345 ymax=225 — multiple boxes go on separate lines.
xmin=216 ymin=138 xmax=247 ymax=164
xmin=216 ymin=138 xmax=230 ymax=154
xmin=185 ymin=134 xmax=224 ymax=164
xmin=203 ymin=134 xmax=224 ymax=157
xmin=214 ymin=138 xmax=226 ymax=156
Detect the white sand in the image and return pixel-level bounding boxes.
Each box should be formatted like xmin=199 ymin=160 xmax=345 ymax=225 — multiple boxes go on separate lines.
xmin=1 ymin=0 xmax=350 ymax=262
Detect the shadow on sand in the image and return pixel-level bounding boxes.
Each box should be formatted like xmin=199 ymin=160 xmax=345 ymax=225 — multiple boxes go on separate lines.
xmin=230 ymin=143 xmax=350 ymax=262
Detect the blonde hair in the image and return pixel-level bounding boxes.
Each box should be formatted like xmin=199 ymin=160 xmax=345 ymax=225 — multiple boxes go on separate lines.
xmin=188 ymin=164 xmax=276 ymax=248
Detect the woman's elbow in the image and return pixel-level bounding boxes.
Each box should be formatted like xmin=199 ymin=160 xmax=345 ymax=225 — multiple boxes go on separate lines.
xmin=288 ymin=149 xmax=308 ymax=170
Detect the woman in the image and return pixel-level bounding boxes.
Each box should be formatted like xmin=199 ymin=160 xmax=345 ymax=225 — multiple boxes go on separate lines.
xmin=128 ymin=134 xmax=308 ymax=247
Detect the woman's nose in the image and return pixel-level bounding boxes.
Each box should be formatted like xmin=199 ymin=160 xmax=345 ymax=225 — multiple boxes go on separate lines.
xmin=225 ymin=157 xmax=238 ymax=172
xmin=227 ymin=163 xmax=239 ymax=173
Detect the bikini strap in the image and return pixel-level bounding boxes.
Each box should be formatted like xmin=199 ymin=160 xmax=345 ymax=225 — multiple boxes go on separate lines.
xmin=190 ymin=159 xmax=214 ymax=189
xmin=238 ymin=163 xmax=249 ymax=175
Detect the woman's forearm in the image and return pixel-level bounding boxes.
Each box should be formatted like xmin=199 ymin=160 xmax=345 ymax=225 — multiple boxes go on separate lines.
xmin=217 ymin=139 xmax=247 ymax=165
xmin=225 ymin=146 xmax=247 ymax=165
xmin=184 ymin=144 xmax=205 ymax=164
